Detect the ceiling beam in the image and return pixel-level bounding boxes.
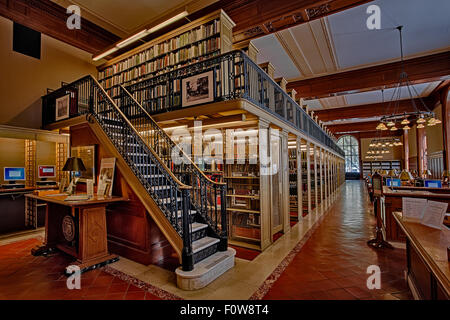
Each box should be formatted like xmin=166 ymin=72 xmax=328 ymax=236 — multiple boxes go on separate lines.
xmin=328 ymin=120 xmax=381 ymax=134
xmin=199 ymin=0 xmax=373 ymax=47
xmin=287 ymin=51 xmax=450 ymax=99
xmin=315 ymin=98 xmax=432 ymax=122
xmin=0 ymin=0 xmax=120 ymax=54
xmin=335 ymin=130 xmax=403 ymax=139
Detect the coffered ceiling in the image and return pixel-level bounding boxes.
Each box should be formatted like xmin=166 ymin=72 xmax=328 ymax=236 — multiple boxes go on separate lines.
xmin=252 ymin=0 xmax=450 ymax=111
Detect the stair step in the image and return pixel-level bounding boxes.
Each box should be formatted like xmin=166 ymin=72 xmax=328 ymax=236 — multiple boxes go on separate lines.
xmin=160 ymin=197 xmax=183 ymax=204
xmin=151 ymin=184 xmax=171 ymax=190
xmin=145 ymin=174 xmax=166 ymax=179
xmin=192 ymin=236 xmax=220 ymax=254
xmin=177 ymin=209 xmax=197 ymax=218
xmin=191 ymin=222 xmax=208 ymax=233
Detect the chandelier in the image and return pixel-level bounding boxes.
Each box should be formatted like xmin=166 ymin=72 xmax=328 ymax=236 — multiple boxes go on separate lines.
xmin=376 ymin=26 xmax=441 ymax=131
xmin=368 ymin=137 xmax=403 ymax=147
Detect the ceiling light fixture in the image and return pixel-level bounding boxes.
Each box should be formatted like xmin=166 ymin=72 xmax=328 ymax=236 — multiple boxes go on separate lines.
xmin=148 ymin=11 xmax=189 ymax=33
xmin=92 ymin=47 xmax=119 ymax=61
xmin=376 ymin=26 xmax=435 ymax=132
xmin=92 ymin=10 xmax=189 ymax=61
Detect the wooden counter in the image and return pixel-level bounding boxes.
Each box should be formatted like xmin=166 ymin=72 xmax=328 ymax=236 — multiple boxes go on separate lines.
xmin=393 ymin=212 xmax=449 ymax=300
xmin=27 ymin=193 xmax=127 ymax=273
xmin=382 ymin=187 xmax=450 ymax=241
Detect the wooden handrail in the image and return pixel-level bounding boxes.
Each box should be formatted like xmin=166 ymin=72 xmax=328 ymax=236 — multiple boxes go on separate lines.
xmin=120 ymin=85 xmax=227 ymax=187
xmin=90 ymin=76 xmax=192 ymax=190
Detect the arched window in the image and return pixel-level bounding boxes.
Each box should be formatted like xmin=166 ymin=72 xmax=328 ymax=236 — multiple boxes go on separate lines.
xmin=337 ymin=135 xmax=360 ymax=173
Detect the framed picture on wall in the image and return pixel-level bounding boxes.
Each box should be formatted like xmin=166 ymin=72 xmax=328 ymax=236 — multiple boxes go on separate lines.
xmin=70 ymin=145 xmax=95 ymax=183
xmin=181 ymin=70 xmax=214 ymax=107
xmin=55 ymin=94 xmax=70 ymax=121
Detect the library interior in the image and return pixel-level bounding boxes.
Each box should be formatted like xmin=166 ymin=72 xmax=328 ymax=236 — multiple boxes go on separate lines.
xmin=0 ymin=0 xmax=449 ymax=301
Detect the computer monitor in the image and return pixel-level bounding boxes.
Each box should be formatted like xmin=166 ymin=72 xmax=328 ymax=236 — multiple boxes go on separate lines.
xmin=38 ymin=165 xmax=56 ymax=179
xmin=386 ymin=178 xmax=401 ymax=187
xmin=4 ymin=167 xmax=25 ymax=183
xmin=424 ymin=180 xmax=442 ymax=188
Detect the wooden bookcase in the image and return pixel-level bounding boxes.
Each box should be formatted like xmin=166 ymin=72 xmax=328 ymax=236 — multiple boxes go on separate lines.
xmin=225 ymin=162 xmax=261 ymax=249
xmin=289 ymin=146 xmax=298 ymax=220
xmin=97 ymin=10 xmax=235 ymax=100
xmin=362 ymin=160 xmax=402 ymax=177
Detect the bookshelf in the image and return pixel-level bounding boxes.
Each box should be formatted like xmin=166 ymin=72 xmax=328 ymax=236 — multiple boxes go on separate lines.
xmin=310 ymin=146 xmax=316 ymax=211
xmin=97 ymin=10 xmax=235 ymax=102
xmin=301 ymin=148 xmax=309 ymax=217
xmin=225 ymin=162 xmax=261 ymax=248
xmin=289 ymin=145 xmax=298 ymax=221
xmin=362 ymin=160 xmax=402 ymax=177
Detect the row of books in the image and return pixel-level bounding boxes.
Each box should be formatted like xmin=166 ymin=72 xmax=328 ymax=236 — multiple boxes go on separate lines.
xmin=100 ymin=48 xmax=221 ymax=90
xmin=98 ymin=19 xmax=221 ymax=80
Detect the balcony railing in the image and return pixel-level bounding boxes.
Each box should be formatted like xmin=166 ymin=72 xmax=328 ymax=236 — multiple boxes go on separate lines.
xmin=125 ymin=50 xmax=344 ymax=157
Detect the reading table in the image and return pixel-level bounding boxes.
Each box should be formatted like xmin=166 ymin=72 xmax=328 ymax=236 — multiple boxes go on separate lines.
xmin=26 ymin=193 xmax=127 ymax=274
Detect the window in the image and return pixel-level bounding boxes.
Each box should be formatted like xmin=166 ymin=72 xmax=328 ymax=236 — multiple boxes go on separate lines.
xmin=337 ymin=135 xmax=360 ymax=173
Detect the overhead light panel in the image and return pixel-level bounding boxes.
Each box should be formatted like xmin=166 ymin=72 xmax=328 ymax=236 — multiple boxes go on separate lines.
xmin=117 ymin=29 xmax=149 ymax=48
xmin=148 ymin=11 xmax=189 ymax=34
xmin=92 ymin=47 xmax=119 ymax=61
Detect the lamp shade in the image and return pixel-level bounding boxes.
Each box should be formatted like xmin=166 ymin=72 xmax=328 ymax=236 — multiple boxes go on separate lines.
xmin=399 ymin=170 xmax=413 ymax=181
xmin=388 ymin=169 xmax=397 ymax=177
xmin=63 ymin=157 xmax=87 ymax=172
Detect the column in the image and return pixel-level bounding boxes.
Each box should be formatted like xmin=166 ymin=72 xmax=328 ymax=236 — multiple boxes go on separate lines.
xmin=306 ymin=141 xmax=312 ymax=215
xmin=416 ymin=126 xmax=427 ymax=177
xmin=403 ymin=129 xmax=409 ymax=171
xmin=296 ymin=137 xmax=303 ymax=220
xmin=258 ymin=119 xmax=271 ymax=250
xmin=281 ymin=129 xmax=290 ymax=233
xmin=441 ymin=87 xmax=450 ymax=171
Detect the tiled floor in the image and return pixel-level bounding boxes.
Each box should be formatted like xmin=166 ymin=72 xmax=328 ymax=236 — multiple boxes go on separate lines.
xmin=0 ymin=238 xmax=161 ymax=300
xmin=263 ymin=181 xmax=412 ymax=300
xmin=0 ymin=181 xmax=412 ymax=300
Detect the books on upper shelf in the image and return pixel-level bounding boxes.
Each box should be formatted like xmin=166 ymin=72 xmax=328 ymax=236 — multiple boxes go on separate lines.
xmin=98 ymin=17 xmax=227 ymax=92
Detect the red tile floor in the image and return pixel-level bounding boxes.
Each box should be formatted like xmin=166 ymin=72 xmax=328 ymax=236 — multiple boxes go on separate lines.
xmin=0 ymin=181 xmax=412 ymax=300
xmin=263 ymin=181 xmax=413 ymax=300
xmin=0 ymin=238 xmax=161 ymax=300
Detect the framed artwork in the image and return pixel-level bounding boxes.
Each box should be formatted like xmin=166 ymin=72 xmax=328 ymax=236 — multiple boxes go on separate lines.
xmin=70 ymin=145 xmax=95 ymax=183
xmin=55 ymin=94 xmax=70 ymax=121
xmin=182 ymin=70 xmax=214 ymax=107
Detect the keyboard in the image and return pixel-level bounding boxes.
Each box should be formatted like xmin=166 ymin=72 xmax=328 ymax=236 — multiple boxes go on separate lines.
xmin=64 ymin=195 xmax=91 ymax=201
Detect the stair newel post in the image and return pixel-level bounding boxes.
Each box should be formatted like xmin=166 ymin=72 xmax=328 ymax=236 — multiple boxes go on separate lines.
xmin=181 ymin=187 xmax=194 ymax=271
xmin=89 ymin=78 xmax=94 ymax=114
xmin=218 ymin=184 xmax=228 ymax=251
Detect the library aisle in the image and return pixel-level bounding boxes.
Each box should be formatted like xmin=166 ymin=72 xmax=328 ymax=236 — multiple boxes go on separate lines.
xmin=263 ymin=181 xmax=413 ymax=300
xmin=0 ymin=181 xmax=412 ymax=300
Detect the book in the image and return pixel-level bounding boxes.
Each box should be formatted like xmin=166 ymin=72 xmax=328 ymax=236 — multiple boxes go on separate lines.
xmin=97 ymin=158 xmax=116 ymax=197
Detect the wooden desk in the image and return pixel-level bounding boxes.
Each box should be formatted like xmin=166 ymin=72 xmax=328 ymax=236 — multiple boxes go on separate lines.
xmin=382 ymin=187 xmax=450 ymax=242
xmin=27 ymin=193 xmax=127 ymax=273
xmin=393 ymin=212 xmax=449 ymax=300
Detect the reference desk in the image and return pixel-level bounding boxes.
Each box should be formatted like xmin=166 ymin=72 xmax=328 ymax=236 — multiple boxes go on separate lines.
xmin=27 ymin=193 xmax=127 ymax=273
xmin=382 ymin=187 xmax=450 ymax=242
xmin=393 ymin=212 xmax=449 ymax=300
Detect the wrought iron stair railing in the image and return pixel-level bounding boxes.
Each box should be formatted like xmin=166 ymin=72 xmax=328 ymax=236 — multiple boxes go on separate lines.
xmin=41 ymin=75 xmax=214 ymax=271
xmin=125 ymin=50 xmax=344 ymax=157
xmin=116 ymin=85 xmax=228 ymax=253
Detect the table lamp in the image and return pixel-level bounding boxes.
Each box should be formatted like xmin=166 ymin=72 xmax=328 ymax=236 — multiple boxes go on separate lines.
xmin=422 ymin=169 xmax=432 ymax=179
xmin=63 ymin=157 xmax=86 ymax=195
xmin=399 ymin=170 xmax=413 ymax=185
